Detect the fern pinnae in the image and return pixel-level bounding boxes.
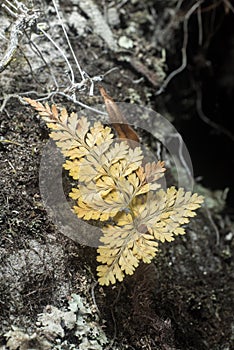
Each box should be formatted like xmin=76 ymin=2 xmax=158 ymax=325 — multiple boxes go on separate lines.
xmin=26 ymin=99 xmax=204 ymax=286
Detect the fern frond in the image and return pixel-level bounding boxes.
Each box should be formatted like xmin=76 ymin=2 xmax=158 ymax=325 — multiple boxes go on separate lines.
xmin=97 ymin=223 xmax=158 ymax=286
xmin=25 ymin=98 xmax=89 ymax=156
xmin=78 ymin=142 xmax=114 ymax=182
xmin=134 ymin=187 xmax=204 ymax=243
xmin=73 ymin=187 xmax=132 ymax=221
xmin=26 ymin=99 xmax=204 ymax=287
xmin=86 ymin=122 xmax=113 ymax=147
xmin=97 ymin=186 xmax=203 ymax=285
xmin=73 ymin=197 xmax=120 ymax=222
xmin=69 ymin=141 xmax=146 ymax=217
xmin=24 ymin=98 xmax=58 ymax=120
xmin=63 ymin=159 xmax=80 ymax=180
xmin=115 ymin=147 xmax=143 ymax=178
xmin=102 ymin=141 xmax=130 ymax=166
xmin=96 ymin=176 xmax=116 ymax=197
xmin=144 ymin=161 xmax=166 ymax=190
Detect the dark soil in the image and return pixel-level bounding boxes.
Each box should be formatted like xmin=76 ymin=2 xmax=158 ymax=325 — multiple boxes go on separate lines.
xmin=0 ymin=1 xmax=233 ymax=349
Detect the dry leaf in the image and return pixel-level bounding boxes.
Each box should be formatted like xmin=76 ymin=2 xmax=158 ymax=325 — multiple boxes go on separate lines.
xmin=99 ymin=86 xmax=140 ymax=147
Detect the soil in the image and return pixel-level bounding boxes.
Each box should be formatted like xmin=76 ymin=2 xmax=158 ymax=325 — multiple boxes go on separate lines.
xmin=0 ymin=1 xmax=233 ymax=349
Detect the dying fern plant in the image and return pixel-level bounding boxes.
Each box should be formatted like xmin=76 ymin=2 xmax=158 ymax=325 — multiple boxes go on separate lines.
xmin=25 ymin=94 xmax=203 ymax=286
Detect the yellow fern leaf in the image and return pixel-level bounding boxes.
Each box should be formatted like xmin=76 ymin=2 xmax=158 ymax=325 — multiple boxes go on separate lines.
xmin=120 ymin=147 xmax=143 ymax=177
xmin=114 ymin=212 xmax=133 ymax=226
xmin=63 ymin=159 xmax=80 ymax=180
xmin=101 ymin=141 xmax=129 ymax=166
xmin=77 ymin=182 xmax=116 ymax=203
xmin=65 ymin=146 xmax=89 ymax=160
xmin=133 ymin=187 xmax=204 ymax=243
xmin=86 ymin=122 xmax=113 ymax=147
xmin=97 ymin=264 xmax=124 ymax=286
xmin=25 ymin=99 xmax=88 ymax=154
xmin=26 ymin=99 xmax=204 ymax=287
xmin=73 ymin=200 xmax=111 ymax=221
xmin=97 ymin=223 xmax=158 ymax=285
xmin=97 ymin=185 xmax=203 ymax=285
xmin=73 ymin=195 xmax=120 ymax=221
xmin=96 ymin=176 xmax=116 ymax=197
xmin=78 ymin=142 xmax=115 ymax=182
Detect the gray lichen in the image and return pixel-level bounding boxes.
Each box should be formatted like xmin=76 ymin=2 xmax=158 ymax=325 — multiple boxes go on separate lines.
xmin=3 ymin=294 xmax=108 ymax=350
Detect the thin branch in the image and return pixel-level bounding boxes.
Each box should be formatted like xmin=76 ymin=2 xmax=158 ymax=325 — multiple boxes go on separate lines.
xmin=168 ymin=132 xmax=193 ymax=179
xmin=197 ymin=2 xmax=203 ymax=46
xmin=176 ymin=0 xmax=184 ymax=11
xmin=36 ymin=91 xmax=108 ymax=115
xmin=0 ymin=89 xmax=108 ymax=116
xmin=204 ymin=205 xmax=220 ymax=246
xmin=51 ymin=0 xmax=85 ymax=81
xmin=223 ymin=0 xmax=234 ymax=14
xmin=26 ymin=34 xmax=59 ymax=88
xmin=0 ymin=2 xmax=39 ymax=73
xmin=0 ymin=32 xmax=8 ymax=41
xmin=3 ymin=0 xmax=18 ymax=11
xmin=156 ymin=1 xmax=203 ymax=95
xmin=0 ymin=138 xmax=23 ymax=147
xmin=196 ymin=86 xmax=234 ymax=142
xmin=1 ymin=3 xmax=18 ymax=18
xmin=37 ymin=25 xmax=75 ymax=85
xmin=19 ymin=48 xmax=44 ymax=87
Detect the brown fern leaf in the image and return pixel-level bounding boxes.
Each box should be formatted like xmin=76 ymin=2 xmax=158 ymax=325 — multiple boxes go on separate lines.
xmin=24 ymin=98 xmax=59 ymax=121
xmin=25 ymin=98 xmax=87 ymax=156
xmin=144 ymin=161 xmax=165 ymax=179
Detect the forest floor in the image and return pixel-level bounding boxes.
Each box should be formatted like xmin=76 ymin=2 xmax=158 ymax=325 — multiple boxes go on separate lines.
xmin=0 ymin=0 xmax=233 ymax=349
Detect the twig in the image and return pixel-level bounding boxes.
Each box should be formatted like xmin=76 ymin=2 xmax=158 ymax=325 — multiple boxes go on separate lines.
xmin=26 ymin=34 xmax=59 ymax=88
xmin=223 ymin=0 xmax=234 ymax=14
xmin=0 ymin=93 xmax=25 ymax=112
xmin=33 ymin=90 xmax=108 ymax=115
xmin=204 ymin=205 xmax=220 ymax=246
xmin=196 ymin=85 xmax=234 ymax=142
xmin=0 ymin=138 xmax=23 ymax=147
xmin=168 ymin=132 xmax=193 ymax=180
xmin=19 ymin=48 xmax=45 ymax=87
xmin=3 ymin=0 xmax=18 ymax=11
xmin=176 ymin=0 xmax=184 ymax=11
xmin=90 ymin=281 xmax=101 ymax=317
xmin=51 ymin=0 xmax=85 ymax=81
xmin=37 ymin=25 xmax=76 ymax=85
xmin=1 ymin=0 xmax=117 ymax=114
xmin=0 ymin=1 xmax=39 ymax=73
xmin=197 ymin=2 xmax=203 ymax=46
xmin=0 ymin=89 xmax=108 ymax=116
xmin=156 ymin=1 xmax=203 ymax=95
xmin=105 ymin=307 xmax=117 ymax=350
